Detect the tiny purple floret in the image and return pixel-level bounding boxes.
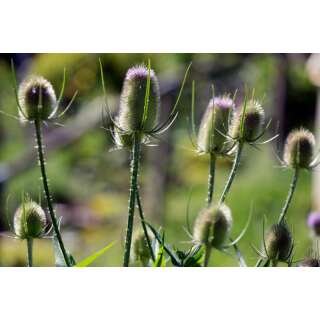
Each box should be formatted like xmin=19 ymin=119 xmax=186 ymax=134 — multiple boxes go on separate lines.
xmin=307 ymin=212 xmax=320 ymax=235
xmin=212 ymin=96 xmax=235 ymax=109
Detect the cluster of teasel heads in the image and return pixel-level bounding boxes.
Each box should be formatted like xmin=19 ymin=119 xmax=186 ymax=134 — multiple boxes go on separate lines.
xmin=2 ymin=59 xmax=320 ymax=267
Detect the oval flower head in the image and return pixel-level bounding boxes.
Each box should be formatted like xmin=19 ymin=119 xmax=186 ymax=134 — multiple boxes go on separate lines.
xmin=230 ymin=99 xmax=265 ymax=143
xmin=117 ymin=65 xmax=160 ymax=133
xmin=197 ymin=96 xmax=234 ymax=155
xmin=264 ymin=223 xmax=293 ymax=262
xmin=193 ymin=203 xmax=233 ymax=249
xmin=307 ymin=212 xmax=320 ymax=236
xmin=283 ymin=128 xmax=316 ymax=169
xmin=18 ymin=76 xmax=57 ymax=121
xmin=131 ymin=229 xmax=154 ymax=266
xmin=13 ymin=201 xmax=47 ymax=239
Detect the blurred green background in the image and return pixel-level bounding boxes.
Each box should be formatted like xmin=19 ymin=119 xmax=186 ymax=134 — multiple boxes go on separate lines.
xmin=0 ymin=53 xmax=318 ymax=266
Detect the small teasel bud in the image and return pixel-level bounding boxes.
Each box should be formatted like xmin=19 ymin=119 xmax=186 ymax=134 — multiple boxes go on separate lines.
xmin=18 ymin=76 xmax=57 ymax=121
xmin=13 ymin=201 xmax=47 ymax=239
xmin=298 ymin=258 xmax=320 ymax=267
xmin=118 ymin=65 xmax=160 ymax=133
xmin=193 ymin=203 xmax=232 ymax=249
xmin=307 ymin=212 xmax=320 ymax=236
xmin=197 ymin=96 xmax=234 ymax=154
xmin=131 ymin=230 xmax=154 ymax=266
xmin=230 ymin=99 xmax=265 ymax=142
xmin=283 ymin=128 xmax=315 ymax=169
xmin=264 ymin=223 xmax=293 ymax=262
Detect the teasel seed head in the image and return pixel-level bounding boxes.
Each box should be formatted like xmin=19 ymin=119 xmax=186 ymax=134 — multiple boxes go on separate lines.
xmin=264 ymin=223 xmax=293 ymax=262
xmin=307 ymin=212 xmax=320 ymax=236
xmin=117 ymin=65 xmax=160 ymax=133
xmin=230 ymin=99 xmax=265 ymax=142
xmin=197 ymin=96 xmax=234 ymax=155
xmin=13 ymin=201 xmax=47 ymax=239
xmin=283 ymin=128 xmax=315 ymax=169
xmin=193 ymin=203 xmax=232 ymax=249
xmin=298 ymin=258 xmax=320 ymax=267
xmin=18 ymin=76 xmax=57 ymax=121
xmin=131 ymin=229 xmax=154 ymax=266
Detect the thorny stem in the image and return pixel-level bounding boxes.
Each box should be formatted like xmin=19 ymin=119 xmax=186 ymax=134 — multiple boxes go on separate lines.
xmin=204 ymin=244 xmax=212 ymax=267
xmin=136 ymin=189 xmax=155 ymax=262
xmin=207 ymin=153 xmax=216 ymax=207
xmin=278 ymin=168 xmax=299 ymax=224
xmin=34 ymin=119 xmax=71 ymax=267
xmin=123 ymin=133 xmax=141 ymax=267
xmin=219 ymin=142 xmax=244 ymax=204
xmin=27 ymin=238 xmax=33 ymax=267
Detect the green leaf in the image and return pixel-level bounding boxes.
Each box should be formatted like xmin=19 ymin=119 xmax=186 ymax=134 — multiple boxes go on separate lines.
xmin=183 ymin=245 xmax=205 ymax=267
xmin=75 ymin=242 xmax=115 ymax=267
xmin=153 ymin=242 xmax=166 ymax=267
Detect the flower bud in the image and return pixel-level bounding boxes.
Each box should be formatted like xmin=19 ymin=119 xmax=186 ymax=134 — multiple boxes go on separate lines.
xmin=118 ymin=65 xmax=160 ymax=133
xmin=13 ymin=201 xmax=47 ymax=239
xmin=197 ymin=96 xmax=234 ymax=154
xmin=193 ymin=204 xmax=232 ymax=249
xmin=18 ymin=76 xmax=57 ymax=121
xmin=230 ymin=99 xmax=265 ymax=142
xmin=264 ymin=223 xmax=293 ymax=261
xmin=131 ymin=230 xmax=153 ymax=266
xmin=283 ymin=128 xmax=315 ymax=169
xmin=307 ymin=212 xmax=320 ymax=236
xmin=298 ymin=258 xmax=320 ymax=267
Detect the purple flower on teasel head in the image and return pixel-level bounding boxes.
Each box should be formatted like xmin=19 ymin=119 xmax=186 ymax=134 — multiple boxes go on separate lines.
xmin=213 ymin=96 xmax=235 ymax=110
xmin=307 ymin=212 xmax=320 ymax=236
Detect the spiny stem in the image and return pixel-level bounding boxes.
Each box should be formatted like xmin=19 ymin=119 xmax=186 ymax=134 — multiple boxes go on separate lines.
xmin=27 ymin=238 xmax=33 ymax=267
xmin=278 ymin=168 xmax=299 ymax=224
xmin=34 ymin=119 xmax=71 ymax=267
xmin=219 ymin=142 xmax=244 ymax=204
xmin=207 ymin=153 xmax=216 ymax=207
xmin=123 ymin=133 xmax=141 ymax=267
xmin=204 ymin=244 xmax=212 ymax=267
xmin=136 ymin=189 xmax=155 ymax=262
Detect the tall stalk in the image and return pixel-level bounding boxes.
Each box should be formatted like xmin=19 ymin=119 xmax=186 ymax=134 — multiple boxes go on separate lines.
xmin=278 ymin=168 xmax=299 ymax=224
xmin=123 ymin=133 xmax=141 ymax=267
xmin=27 ymin=238 xmax=33 ymax=267
xmin=207 ymin=153 xmax=216 ymax=207
xmin=136 ymin=189 xmax=155 ymax=262
xmin=34 ymin=119 xmax=70 ymax=267
xmin=219 ymin=142 xmax=243 ymax=204
xmin=204 ymin=244 xmax=212 ymax=267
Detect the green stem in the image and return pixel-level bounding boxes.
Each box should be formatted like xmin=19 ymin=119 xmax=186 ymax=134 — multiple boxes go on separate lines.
xmin=278 ymin=168 xmax=299 ymax=224
xmin=34 ymin=119 xmax=71 ymax=267
xmin=136 ymin=189 xmax=155 ymax=262
xmin=123 ymin=133 xmax=141 ymax=267
xmin=219 ymin=142 xmax=243 ymax=204
xmin=204 ymin=244 xmax=212 ymax=267
xmin=207 ymin=153 xmax=216 ymax=207
xmin=27 ymin=238 xmax=33 ymax=267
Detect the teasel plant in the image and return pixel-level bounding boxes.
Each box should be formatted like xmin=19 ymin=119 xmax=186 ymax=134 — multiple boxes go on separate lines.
xmin=99 ymin=59 xmax=191 ymax=266
xmin=189 ymin=82 xmax=236 ymax=207
xmin=5 ymin=193 xmax=51 ymax=267
xmin=8 ymin=61 xmax=78 ymax=267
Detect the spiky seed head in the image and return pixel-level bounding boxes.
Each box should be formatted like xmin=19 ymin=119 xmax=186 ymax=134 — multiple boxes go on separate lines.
xmin=307 ymin=212 xmax=320 ymax=236
xmin=264 ymin=223 xmax=293 ymax=262
xmin=230 ymin=99 xmax=265 ymax=142
xmin=193 ymin=203 xmax=232 ymax=249
xmin=18 ymin=76 xmax=57 ymax=121
xmin=283 ymin=128 xmax=315 ymax=169
xmin=298 ymin=258 xmax=320 ymax=267
xmin=197 ymin=96 xmax=234 ymax=154
xmin=13 ymin=201 xmax=47 ymax=239
xmin=118 ymin=65 xmax=160 ymax=133
xmin=131 ymin=230 xmax=154 ymax=266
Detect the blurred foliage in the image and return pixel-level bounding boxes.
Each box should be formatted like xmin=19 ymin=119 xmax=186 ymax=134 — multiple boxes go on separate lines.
xmin=0 ymin=53 xmax=317 ymax=266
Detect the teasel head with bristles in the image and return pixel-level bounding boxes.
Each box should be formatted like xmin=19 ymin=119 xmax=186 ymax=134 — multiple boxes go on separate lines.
xmin=230 ymin=98 xmax=266 ymax=144
xmin=13 ymin=200 xmax=47 ymax=240
xmin=131 ymin=229 xmax=154 ymax=266
xmin=283 ymin=128 xmax=318 ymax=170
xmin=193 ymin=204 xmax=233 ymax=249
xmin=263 ymin=223 xmax=293 ymax=263
xmin=298 ymin=258 xmax=320 ymax=267
xmin=197 ymin=95 xmax=235 ymax=155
